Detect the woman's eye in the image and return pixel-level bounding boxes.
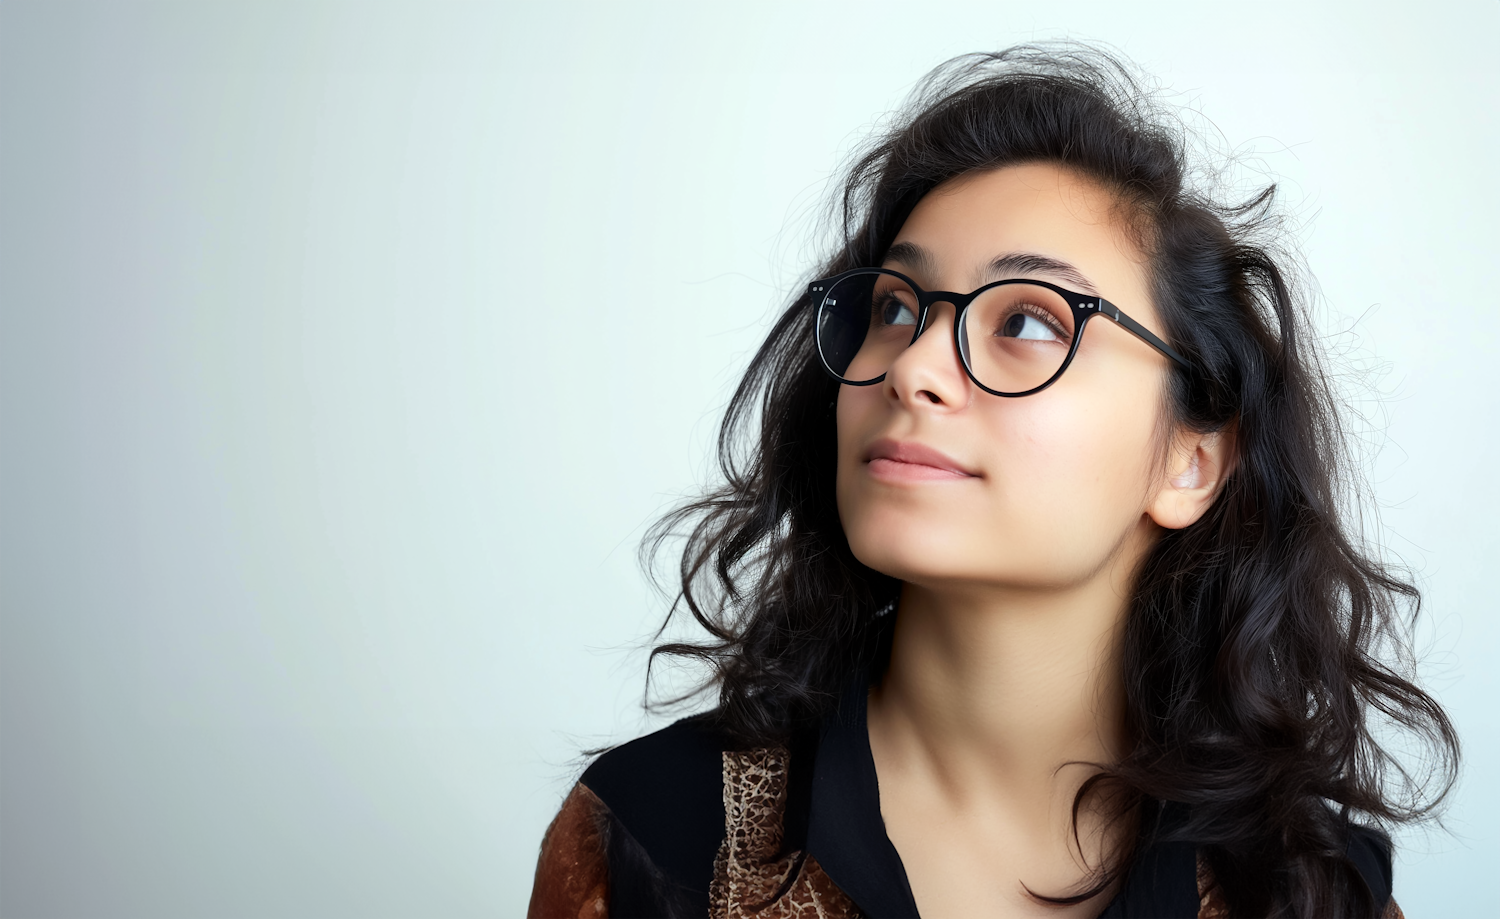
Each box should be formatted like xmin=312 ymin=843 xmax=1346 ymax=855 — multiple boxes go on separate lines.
xmin=998 ymin=310 xmax=1063 ymax=342
xmin=878 ymin=297 xmax=917 ymax=327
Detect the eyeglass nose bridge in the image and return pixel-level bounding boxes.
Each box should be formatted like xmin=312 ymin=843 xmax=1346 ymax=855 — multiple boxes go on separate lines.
xmin=910 ymin=290 xmax=977 ymax=341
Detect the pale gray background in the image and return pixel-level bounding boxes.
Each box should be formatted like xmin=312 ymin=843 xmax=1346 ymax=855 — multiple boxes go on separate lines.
xmin=2 ymin=1 xmax=1495 ymax=916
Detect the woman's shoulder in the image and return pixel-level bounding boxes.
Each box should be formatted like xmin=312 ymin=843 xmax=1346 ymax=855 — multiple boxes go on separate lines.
xmin=528 ymin=783 xmax=610 ymax=919
xmin=1193 ymin=821 xmax=1399 ymax=919
xmin=581 ymin=713 xmax=732 ymax=808
xmin=1343 ymin=822 xmax=1395 ymax=908
xmin=528 ymin=715 xmax=737 ymax=919
xmin=578 ymin=713 xmax=733 ymax=881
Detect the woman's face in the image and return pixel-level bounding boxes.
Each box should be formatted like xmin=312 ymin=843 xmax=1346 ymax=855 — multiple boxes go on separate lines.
xmin=836 ymin=163 xmax=1177 ymax=591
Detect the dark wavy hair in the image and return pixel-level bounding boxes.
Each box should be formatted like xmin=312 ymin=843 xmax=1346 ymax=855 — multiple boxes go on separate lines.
xmin=643 ymin=44 xmax=1457 ymax=917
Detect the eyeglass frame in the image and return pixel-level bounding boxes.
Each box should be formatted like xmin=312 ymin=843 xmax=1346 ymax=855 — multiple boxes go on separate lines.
xmin=809 ymin=267 xmax=1191 ymax=398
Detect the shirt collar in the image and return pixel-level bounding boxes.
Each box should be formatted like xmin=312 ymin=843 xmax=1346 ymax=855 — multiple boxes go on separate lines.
xmin=805 ymin=674 xmax=921 ymax=916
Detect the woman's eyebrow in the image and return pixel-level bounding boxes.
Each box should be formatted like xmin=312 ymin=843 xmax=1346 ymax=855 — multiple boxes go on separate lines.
xmin=984 ymin=253 xmax=1099 ymax=294
xmin=882 ymin=242 xmax=1100 ymax=295
xmin=881 ymin=241 xmax=936 ymax=275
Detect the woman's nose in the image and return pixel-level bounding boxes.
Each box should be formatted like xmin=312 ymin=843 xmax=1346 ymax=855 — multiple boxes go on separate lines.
xmin=884 ymin=301 xmax=970 ymax=408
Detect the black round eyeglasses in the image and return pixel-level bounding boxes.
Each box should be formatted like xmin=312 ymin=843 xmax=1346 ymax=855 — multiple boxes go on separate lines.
xmin=810 ymin=267 xmax=1190 ymax=397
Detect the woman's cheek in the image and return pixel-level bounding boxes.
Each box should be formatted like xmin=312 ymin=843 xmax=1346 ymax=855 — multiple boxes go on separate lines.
xmin=976 ymin=403 xmax=1142 ymax=570
xmin=833 ymin=387 xmax=881 ymax=543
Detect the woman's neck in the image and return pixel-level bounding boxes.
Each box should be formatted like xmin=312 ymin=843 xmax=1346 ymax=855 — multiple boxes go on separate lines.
xmin=863 ymin=526 xmax=1156 ymax=916
xmin=868 ymin=559 xmax=1136 ymax=799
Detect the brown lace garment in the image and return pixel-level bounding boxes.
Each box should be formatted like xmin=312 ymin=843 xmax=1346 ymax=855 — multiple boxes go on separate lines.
xmin=709 ymin=747 xmax=859 ymax=918
xmin=528 ymin=745 xmax=1405 ymax=919
xmin=528 ymin=783 xmax=609 ymax=919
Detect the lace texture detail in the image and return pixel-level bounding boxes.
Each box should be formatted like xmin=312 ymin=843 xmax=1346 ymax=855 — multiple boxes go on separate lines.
xmin=1196 ymin=853 xmax=1228 ymax=919
xmin=710 ymin=747 xmax=861 ymax=919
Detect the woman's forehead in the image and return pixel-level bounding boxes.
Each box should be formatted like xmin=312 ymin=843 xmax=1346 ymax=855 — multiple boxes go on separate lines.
xmin=890 ymin=164 xmax=1151 ymax=299
xmin=882 ymin=241 xmax=1102 ymax=296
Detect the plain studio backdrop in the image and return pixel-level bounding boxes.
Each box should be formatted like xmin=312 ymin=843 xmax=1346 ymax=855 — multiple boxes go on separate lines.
xmin=2 ymin=1 xmax=1496 ymax=915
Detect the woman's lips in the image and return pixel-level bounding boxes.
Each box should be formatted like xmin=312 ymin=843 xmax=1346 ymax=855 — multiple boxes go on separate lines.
xmin=865 ymin=439 xmax=979 ymax=482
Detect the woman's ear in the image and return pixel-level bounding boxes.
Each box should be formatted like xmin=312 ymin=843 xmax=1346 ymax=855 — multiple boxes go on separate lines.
xmin=1147 ymin=426 xmax=1237 ymax=529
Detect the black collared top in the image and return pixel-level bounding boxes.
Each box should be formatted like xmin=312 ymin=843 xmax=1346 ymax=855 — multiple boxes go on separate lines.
xmin=579 ymin=679 xmax=1391 ymax=918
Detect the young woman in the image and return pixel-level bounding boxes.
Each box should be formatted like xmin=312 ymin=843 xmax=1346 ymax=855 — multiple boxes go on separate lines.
xmin=528 ymin=45 xmax=1456 ymax=919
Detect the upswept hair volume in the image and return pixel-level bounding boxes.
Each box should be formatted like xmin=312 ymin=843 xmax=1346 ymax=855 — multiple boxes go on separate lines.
xmin=645 ymin=44 xmax=1456 ymax=917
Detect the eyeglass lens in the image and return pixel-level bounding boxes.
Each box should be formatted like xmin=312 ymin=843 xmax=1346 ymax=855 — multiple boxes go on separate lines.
xmin=816 ymin=271 xmax=1078 ymax=394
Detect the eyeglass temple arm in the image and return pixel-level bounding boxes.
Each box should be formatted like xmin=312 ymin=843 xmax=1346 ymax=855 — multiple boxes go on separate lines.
xmin=1099 ymin=300 xmax=1192 ymax=370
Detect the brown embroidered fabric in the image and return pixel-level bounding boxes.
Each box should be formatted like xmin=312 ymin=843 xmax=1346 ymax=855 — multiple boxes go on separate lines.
xmin=527 ymin=783 xmax=610 ymax=919
xmin=1196 ymin=854 xmax=1228 ymax=919
xmin=711 ymin=746 xmax=861 ymax=919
